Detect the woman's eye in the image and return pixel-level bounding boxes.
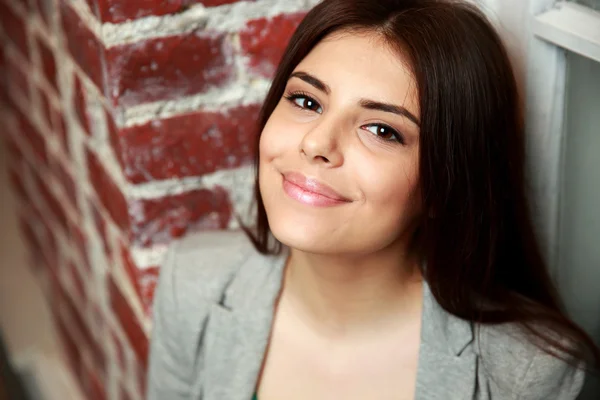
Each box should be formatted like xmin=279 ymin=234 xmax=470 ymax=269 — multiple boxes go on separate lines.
xmin=285 ymin=93 xmax=323 ymax=114
xmin=362 ymin=124 xmax=404 ymax=144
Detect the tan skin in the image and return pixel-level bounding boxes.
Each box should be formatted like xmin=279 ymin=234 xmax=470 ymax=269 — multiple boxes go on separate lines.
xmin=256 ymin=31 xmax=424 ymax=400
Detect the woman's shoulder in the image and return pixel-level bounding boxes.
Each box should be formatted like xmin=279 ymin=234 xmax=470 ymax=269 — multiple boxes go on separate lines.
xmin=164 ymin=229 xmax=263 ymax=304
xmin=475 ymin=321 xmax=585 ymax=399
xmin=148 ymin=230 xmax=271 ymax=399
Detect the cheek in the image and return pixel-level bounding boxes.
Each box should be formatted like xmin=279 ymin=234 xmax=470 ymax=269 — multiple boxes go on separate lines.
xmin=258 ymin=114 xmax=294 ymax=195
xmin=356 ymin=154 xmax=421 ymax=217
xmin=259 ymin=114 xmax=294 ymax=162
xmin=258 ymin=124 xmax=274 ymax=162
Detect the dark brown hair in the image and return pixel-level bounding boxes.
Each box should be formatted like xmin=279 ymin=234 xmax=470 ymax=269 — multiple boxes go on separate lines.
xmin=240 ymin=0 xmax=600 ymax=368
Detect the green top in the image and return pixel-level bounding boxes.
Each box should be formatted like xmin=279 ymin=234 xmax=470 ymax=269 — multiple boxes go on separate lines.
xmin=252 ymin=394 xmax=258 ymax=400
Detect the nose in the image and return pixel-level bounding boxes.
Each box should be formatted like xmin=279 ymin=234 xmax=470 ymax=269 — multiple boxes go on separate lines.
xmin=299 ymin=118 xmax=344 ymax=167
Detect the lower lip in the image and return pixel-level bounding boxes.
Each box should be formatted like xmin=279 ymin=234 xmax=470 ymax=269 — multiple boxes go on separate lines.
xmin=282 ymin=177 xmax=349 ymax=207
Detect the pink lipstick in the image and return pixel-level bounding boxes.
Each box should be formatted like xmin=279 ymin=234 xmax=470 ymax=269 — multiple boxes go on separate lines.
xmin=282 ymin=171 xmax=351 ymax=207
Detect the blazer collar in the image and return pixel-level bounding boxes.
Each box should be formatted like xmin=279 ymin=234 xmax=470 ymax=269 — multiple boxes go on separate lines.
xmin=415 ymin=283 xmax=478 ymax=399
xmin=203 ymin=246 xmax=478 ymax=400
xmin=202 ymin=247 xmax=289 ymax=400
xmin=420 ymin=282 xmax=474 ymax=357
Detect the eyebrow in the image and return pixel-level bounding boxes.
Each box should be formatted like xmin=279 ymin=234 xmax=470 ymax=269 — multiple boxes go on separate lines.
xmin=289 ymin=71 xmax=420 ymax=127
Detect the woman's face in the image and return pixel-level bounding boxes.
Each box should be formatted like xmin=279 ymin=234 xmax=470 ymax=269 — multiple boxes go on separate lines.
xmin=259 ymin=31 xmax=421 ymax=255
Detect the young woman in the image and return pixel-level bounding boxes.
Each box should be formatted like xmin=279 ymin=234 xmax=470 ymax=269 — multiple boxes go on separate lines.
xmin=147 ymin=0 xmax=599 ymax=399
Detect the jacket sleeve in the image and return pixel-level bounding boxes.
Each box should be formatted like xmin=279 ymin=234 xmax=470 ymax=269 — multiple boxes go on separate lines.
xmin=146 ymin=243 xmax=191 ymax=400
xmin=516 ymin=350 xmax=585 ymax=400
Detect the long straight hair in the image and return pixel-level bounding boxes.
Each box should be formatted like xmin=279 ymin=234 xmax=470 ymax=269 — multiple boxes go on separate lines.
xmin=240 ymin=0 xmax=600 ymax=366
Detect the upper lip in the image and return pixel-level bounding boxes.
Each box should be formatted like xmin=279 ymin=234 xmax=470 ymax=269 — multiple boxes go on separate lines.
xmin=282 ymin=171 xmax=351 ymax=202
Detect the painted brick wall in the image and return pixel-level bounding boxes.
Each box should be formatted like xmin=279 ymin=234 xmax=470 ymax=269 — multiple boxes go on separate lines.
xmin=0 ymin=0 xmax=319 ymax=398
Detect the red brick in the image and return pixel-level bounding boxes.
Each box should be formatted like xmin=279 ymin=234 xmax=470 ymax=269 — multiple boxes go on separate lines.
xmin=3 ymin=134 xmax=24 ymax=167
xmin=39 ymin=89 xmax=53 ymax=133
xmin=0 ymin=85 xmax=14 ymax=112
xmin=62 ymin=288 xmax=106 ymax=375
xmin=56 ymin=317 xmax=82 ymax=381
xmin=18 ymin=111 xmax=48 ymax=165
xmin=19 ymin=217 xmax=37 ymax=249
xmin=40 ymin=211 xmax=60 ymax=268
xmin=88 ymin=149 xmax=233 ymax=246
xmin=84 ymin=0 xmax=96 ymax=14
xmin=38 ymin=233 xmax=62 ymax=304
xmin=0 ymin=90 xmax=5 ymax=110
xmin=138 ymin=267 xmax=160 ymax=317
xmin=37 ymin=37 xmax=58 ymax=91
xmin=44 ymin=269 xmax=60 ymax=318
xmin=240 ymin=12 xmax=305 ymax=78
xmin=109 ymin=276 xmax=149 ymax=368
xmin=0 ymin=38 xmax=5 ymax=70
xmin=87 ymin=148 xmax=130 ymax=231
xmin=91 ymin=199 xmax=112 ymax=260
xmin=60 ymin=0 xmax=105 ymax=89
xmin=82 ymin=364 xmax=107 ymax=400
xmin=112 ymin=105 xmax=260 ymax=183
xmin=9 ymin=167 xmax=27 ymax=201
xmin=111 ymin=330 xmax=125 ymax=370
xmin=121 ymin=244 xmax=159 ymax=316
xmin=53 ymin=108 xmax=70 ymax=156
xmin=22 ymin=200 xmax=60 ymax=271
xmin=35 ymin=0 xmax=53 ymax=26
xmin=105 ymin=106 xmax=118 ymax=152
xmin=198 ymin=0 xmax=244 ymax=5
xmin=7 ymin=56 xmax=30 ymax=101
xmin=43 ymin=240 xmax=62 ymax=301
xmin=120 ymin=387 xmax=132 ymax=400
xmin=130 ymin=186 xmax=232 ymax=246
xmin=0 ymin=2 xmax=30 ymax=60
xmin=73 ymin=74 xmax=91 ymax=135
xmin=105 ymin=32 xmax=232 ymax=107
xmin=22 ymin=0 xmax=33 ymax=11
xmin=92 ymin=301 xmax=103 ymax=326
xmin=69 ymin=260 xmax=87 ymax=302
xmin=69 ymin=218 xmax=92 ymax=272
xmin=52 ymin=154 xmax=78 ymax=210
xmin=34 ymin=173 xmax=69 ymax=231
xmin=19 ymin=217 xmax=45 ymax=270
xmin=94 ymin=0 xmax=243 ymax=24
xmin=137 ymin=358 xmax=148 ymax=399
xmin=18 ymin=180 xmax=61 ymax=274
xmin=43 ymin=239 xmax=59 ymax=276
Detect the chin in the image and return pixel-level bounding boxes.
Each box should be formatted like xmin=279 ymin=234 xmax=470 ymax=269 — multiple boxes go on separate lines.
xmin=265 ymin=210 xmax=341 ymax=254
xmin=268 ymin=214 xmax=320 ymax=250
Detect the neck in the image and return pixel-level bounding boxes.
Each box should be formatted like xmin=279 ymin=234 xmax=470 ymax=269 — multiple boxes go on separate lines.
xmin=281 ymin=241 xmax=423 ymax=336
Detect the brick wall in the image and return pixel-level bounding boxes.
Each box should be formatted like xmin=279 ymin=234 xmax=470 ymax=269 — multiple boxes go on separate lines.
xmin=0 ymin=0 xmax=318 ymax=398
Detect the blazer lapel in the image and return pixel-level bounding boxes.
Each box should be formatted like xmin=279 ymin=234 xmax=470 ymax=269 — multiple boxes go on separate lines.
xmin=202 ymin=247 xmax=289 ymax=400
xmin=201 ymin=247 xmax=479 ymax=400
xmin=415 ymin=283 xmax=478 ymax=400
xmin=415 ymin=343 xmax=478 ymax=400
xmin=203 ymin=305 xmax=275 ymax=400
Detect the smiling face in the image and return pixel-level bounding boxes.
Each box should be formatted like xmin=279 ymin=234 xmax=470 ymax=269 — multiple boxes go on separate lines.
xmin=258 ymin=31 xmax=422 ymax=256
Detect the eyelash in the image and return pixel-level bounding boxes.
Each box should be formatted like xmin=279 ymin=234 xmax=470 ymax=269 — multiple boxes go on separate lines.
xmin=283 ymin=90 xmax=405 ymax=145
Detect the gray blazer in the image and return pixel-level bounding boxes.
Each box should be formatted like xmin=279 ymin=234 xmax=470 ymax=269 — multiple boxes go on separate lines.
xmin=147 ymin=230 xmax=584 ymax=400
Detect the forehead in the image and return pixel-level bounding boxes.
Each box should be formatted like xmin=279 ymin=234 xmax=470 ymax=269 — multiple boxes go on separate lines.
xmin=294 ymin=31 xmax=418 ymax=114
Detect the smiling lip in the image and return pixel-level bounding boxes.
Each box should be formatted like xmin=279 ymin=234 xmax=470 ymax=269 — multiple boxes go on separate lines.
xmin=281 ymin=171 xmax=351 ymax=207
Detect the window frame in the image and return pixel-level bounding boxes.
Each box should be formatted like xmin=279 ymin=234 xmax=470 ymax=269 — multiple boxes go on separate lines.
xmin=533 ymin=2 xmax=600 ymax=63
xmin=526 ymin=0 xmax=600 ymax=274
